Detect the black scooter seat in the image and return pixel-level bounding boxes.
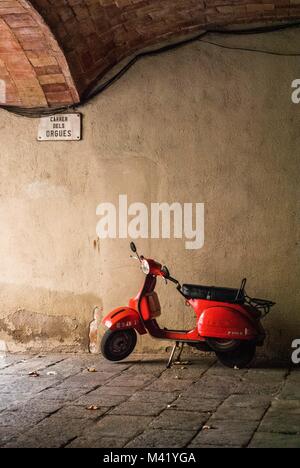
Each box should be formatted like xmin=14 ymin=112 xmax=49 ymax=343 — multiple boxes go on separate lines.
xmin=181 ymin=284 xmax=245 ymax=304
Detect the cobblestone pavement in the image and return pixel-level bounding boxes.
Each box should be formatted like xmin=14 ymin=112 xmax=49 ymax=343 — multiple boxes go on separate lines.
xmin=0 ymin=353 xmax=299 ymax=448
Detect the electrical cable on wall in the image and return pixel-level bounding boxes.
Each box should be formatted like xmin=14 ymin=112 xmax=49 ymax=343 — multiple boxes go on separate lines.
xmin=198 ymin=39 xmax=300 ymax=56
xmin=2 ymin=21 xmax=300 ymax=118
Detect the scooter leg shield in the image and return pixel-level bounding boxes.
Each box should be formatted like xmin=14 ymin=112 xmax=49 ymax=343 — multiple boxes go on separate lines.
xmin=198 ymin=306 xmax=259 ymax=341
xmin=102 ymin=307 xmax=147 ymax=335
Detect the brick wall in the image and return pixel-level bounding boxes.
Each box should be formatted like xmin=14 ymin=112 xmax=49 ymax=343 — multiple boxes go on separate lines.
xmin=1 ymin=0 xmax=300 ymax=109
xmin=0 ymin=0 xmax=78 ymax=108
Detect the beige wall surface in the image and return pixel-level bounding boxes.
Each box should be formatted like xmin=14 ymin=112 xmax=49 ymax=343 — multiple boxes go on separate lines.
xmin=0 ymin=30 xmax=299 ymax=358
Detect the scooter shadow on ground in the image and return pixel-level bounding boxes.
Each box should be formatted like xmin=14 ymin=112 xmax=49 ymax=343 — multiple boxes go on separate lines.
xmin=112 ymin=355 xmax=287 ymax=370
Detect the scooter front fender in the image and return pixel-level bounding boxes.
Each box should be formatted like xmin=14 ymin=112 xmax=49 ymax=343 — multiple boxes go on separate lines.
xmin=198 ymin=306 xmax=260 ymax=341
xmin=102 ymin=307 xmax=147 ymax=335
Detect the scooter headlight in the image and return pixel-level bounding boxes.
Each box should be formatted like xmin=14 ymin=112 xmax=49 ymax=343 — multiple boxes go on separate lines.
xmin=141 ymin=259 xmax=150 ymax=275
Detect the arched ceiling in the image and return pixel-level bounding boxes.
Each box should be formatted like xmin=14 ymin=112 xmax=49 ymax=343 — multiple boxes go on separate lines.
xmin=0 ymin=0 xmax=300 ymax=110
xmin=0 ymin=0 xmax=79 ymax=108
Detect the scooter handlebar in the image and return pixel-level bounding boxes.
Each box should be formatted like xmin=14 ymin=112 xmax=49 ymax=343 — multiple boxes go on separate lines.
xmin=161 ymin=266 xmax=179 ymax=285
xmin=168 ymin=276 xmax=179 ymax=285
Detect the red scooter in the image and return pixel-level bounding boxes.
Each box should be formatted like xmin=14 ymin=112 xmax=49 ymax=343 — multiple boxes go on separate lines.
xmin=101 ymin=243 xmax=275 ymax=368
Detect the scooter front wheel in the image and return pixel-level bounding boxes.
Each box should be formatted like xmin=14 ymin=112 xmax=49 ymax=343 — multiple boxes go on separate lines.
xmin=101 ymin=329 xmax=137 ymax=362
xmin=216 ymin=341 xmax=256 ymax=369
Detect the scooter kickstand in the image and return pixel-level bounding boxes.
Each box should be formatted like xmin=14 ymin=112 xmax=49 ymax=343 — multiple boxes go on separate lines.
xmin=167 ymin=342 xmax=185 ymax=368
xmin=175 ymin=342 xmax=184 ymax=363
xmin=167 ymin=342 xmax=179 ymax=369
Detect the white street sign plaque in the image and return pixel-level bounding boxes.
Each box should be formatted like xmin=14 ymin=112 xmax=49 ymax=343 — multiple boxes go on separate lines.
xmin=37 ymin=113 xmax=81 ymax=141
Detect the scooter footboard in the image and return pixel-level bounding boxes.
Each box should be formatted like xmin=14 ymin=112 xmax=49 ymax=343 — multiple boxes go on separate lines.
xmin=102 ymin=307 xmax=147 ymax=335
xmin=198 ymin=306 xmax=259 ymax=341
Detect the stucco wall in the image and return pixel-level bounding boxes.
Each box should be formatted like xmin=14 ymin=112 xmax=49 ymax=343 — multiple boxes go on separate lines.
xmin=0 ymin=29 xmax=299 ymax=358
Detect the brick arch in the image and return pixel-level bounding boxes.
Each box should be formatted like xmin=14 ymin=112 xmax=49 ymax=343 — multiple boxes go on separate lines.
xmin=1 ymin=0 xmax=300 ymax=109
xmin=0 ymin=0 xmax=78 ymax=108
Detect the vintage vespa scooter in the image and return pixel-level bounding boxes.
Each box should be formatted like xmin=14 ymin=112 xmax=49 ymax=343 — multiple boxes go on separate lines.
xmin=101 ymin=243 xmax=275 ymax=368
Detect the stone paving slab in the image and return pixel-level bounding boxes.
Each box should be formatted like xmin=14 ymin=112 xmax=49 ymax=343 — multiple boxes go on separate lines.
xmin=258 ymin=413 xmax=300 ymax=434
xmin=67 ymin=435 xmax=129 ymax=448
xmin=220 ymin=394 xmax=271 ymax=409
xmin=39 ymin=387 xmax=88 ymax=402
xmin=129 ymin=390 xmax=178 ymax=404
xmin=145 ymin=377 xmax=194 ymax=393
xmin=58 ymin=372 xmax=116 ymax=389
xmin=249 ymin=432 xmax=300 ymax=448
xmin=210 ymin=405 xmax=266 ymax=422
xmin=73 ymin=392 xmax=129 ymax=407
xmin=0 ymin=353 xmax=298 ymax=448
xmin=90 ymin=415 xmax=153 ymax=439
xmin=10 ymin=399 xmax=65 ymax=415
xmin=279 ymin=382 xmax=300 ymax=399
xmin=109 ymin=401 xmax=168 ymax=417
xmin=106 ymin=374 xmax=156 ymax=388
xmin=126 ymin=430 xmax=196 ymax=448
xmin=188 ymin=420 xmax=259 ymax=448
xmin=150 ymin=410 xmax=209 ymax=431
xmin=169 ymin=397 xmax=220 ymax=413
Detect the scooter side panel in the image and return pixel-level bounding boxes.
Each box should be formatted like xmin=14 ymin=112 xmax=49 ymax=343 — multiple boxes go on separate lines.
xmin=198 ymin=306 xmax=259 ymax=341
xmin=102 ymin=307 xmax=147 ymax=335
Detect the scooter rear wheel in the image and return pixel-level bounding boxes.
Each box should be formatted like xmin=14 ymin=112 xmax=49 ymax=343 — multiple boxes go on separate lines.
xmin=216 ymin=341 xmax=256 ymax=369
xmin=207 ymin=338 xmax=240 ymax=352
xmin=101 ymin=329 xmax=137 ymax=362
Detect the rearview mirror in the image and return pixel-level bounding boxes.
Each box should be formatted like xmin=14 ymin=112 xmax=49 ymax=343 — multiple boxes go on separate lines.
xmin=130 ymin=242 xmax=137 ymax=253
